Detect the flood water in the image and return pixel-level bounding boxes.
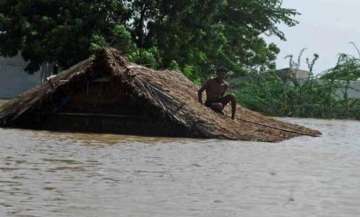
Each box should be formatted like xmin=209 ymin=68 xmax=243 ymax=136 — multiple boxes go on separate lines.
xmin=0 ymin=118 xmax=360 ymax=217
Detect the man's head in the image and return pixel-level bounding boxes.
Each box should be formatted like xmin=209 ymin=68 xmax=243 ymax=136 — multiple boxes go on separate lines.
xmin=216 ymin=66 xmax=228 ymax=80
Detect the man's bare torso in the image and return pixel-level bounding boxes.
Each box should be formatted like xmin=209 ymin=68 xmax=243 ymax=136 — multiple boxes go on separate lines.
xmin=198 ymin=75 xmax=236 ymax=119
xmin=204 ymin=78 xmax=229 ymax=102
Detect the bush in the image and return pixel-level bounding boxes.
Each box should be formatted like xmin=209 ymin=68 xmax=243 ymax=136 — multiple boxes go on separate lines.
xmin=235 ymin=69 xmax=360 ymax=119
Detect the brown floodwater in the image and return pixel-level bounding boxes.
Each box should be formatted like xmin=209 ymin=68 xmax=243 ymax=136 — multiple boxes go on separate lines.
xmin=0 ymin=118 xmax=359 ymax=217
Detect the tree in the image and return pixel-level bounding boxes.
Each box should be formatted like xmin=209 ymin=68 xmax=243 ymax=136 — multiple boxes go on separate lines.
xmin=0 ymin=0 xmax=129 ymax=72
xmin=0 ymin=0 xmax=298 ymax=79
xmin=133 ymin=0 xmax=298 ymax=78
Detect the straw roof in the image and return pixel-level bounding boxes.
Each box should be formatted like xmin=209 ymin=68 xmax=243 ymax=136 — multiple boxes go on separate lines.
xmin=0 ymin=48 xmax=321 ymax=142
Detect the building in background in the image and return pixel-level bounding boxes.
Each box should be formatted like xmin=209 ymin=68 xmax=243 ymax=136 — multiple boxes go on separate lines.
xmin=0 ymin=55 xmax=53 ymax=99
xmin=276 ymin=68 xmax=311 ymax=82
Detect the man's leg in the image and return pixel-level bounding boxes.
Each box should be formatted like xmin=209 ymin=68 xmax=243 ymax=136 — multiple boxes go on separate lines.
xmin=210 ymin=103 xmax=225 ymax=114
xmin=205 ymin=100 xmax=225 ymax=114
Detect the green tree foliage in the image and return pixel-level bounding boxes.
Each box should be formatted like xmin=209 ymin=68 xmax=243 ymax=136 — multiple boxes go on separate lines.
xmin=0 ymin=0 xmax=298 ymax=78
xmin=322 ymin=54 xmax=360 ymax=81
xmin=0 ymin=0 xmax=128 ymax=73
xmin=128 ymin=0 xmax=298 ymax=79
xmin=236 ymin=56 xmax=360 ymax=119
xmin=321 ymin=54 xmax=360 ymax=115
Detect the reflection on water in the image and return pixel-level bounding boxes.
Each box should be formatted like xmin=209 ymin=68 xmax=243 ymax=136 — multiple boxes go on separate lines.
xmin=0 ymin=118 xmax=360 ymax=217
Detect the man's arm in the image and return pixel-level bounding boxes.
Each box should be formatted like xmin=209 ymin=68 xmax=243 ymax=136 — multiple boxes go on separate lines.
xmin=221 ymin=82 xmax=229 ymax=96
xmin=198 ymin=81 xmax=208 ymax=104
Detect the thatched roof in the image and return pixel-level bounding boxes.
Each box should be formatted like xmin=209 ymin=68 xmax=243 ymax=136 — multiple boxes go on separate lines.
xmin=0 ymin=48 xmax=321 ymax=142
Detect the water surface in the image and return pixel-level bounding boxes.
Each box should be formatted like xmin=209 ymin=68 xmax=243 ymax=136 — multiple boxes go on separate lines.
xmin=0 ymin=118 xmax=360 ymax=217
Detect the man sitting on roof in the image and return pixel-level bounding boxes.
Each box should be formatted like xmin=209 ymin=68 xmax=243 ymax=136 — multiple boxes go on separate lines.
xmin=198 ymin=67 xmax=237 ymax=120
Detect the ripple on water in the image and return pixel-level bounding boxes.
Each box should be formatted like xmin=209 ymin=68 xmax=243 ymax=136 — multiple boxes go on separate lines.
xmin=0 ymin=118 xmax=360 ymax=217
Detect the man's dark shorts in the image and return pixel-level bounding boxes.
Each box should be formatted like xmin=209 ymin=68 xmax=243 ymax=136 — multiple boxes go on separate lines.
xmin=205 ymin=97 xmax=228 ymax=108
xmin=205 ymin=96 xmax=232 ymax=113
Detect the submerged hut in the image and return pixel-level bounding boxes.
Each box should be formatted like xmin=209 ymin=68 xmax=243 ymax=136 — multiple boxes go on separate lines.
xmin=0 ymin=48 xmax=320 ymax=142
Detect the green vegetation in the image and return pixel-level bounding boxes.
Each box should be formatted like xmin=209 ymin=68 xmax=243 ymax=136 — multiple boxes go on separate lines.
xmin=235 ymin=53 xmax=360 ymax=119
xmin=0 ymin=0 xmax=297 ymax=78
xmin=1 ymin=1 xmax=359 ymax=119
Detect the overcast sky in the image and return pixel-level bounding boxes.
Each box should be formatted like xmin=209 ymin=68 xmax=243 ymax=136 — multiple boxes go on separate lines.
xmin=267 ymin=0 xmax=360 ymax=73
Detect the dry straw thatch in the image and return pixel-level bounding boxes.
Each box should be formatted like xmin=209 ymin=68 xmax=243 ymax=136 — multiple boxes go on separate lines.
xmin=0 ymin=48 xmax=321 ymax=142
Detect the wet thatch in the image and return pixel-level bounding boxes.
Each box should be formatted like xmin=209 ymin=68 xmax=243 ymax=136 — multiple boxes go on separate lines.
xmin=0 ymin=48 xmax=321 ymax=142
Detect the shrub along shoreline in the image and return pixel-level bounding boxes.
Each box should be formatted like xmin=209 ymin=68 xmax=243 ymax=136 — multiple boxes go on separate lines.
xmin=234 ymin=73 xmax=360 ymax=120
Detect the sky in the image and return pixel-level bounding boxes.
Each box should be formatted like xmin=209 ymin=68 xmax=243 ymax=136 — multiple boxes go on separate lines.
xmin=267 ymin=0 xmax=360 ymax=74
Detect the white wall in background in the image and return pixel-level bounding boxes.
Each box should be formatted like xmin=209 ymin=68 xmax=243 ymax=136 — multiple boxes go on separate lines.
xmin=0 ymin=55 xmax=41 ymax=99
